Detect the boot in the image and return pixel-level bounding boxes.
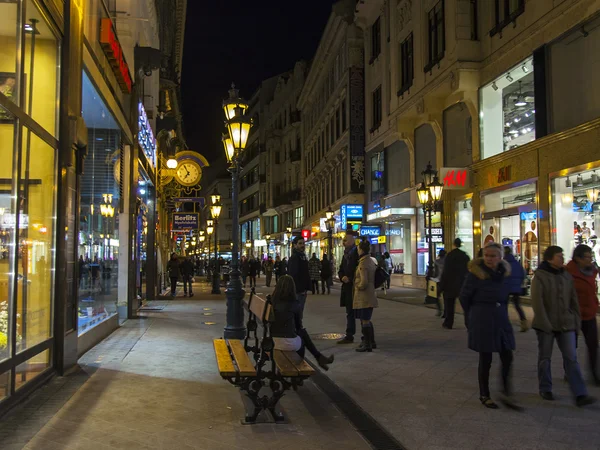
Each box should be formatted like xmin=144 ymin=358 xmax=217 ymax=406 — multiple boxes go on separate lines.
xmin=356 ymin=325 xmax=373 ymax=352
xmin=520 ymin=319 xmax=529 ymax=332
xmin=358 ymin=325 xmax=377 ymax=350
xmin=318 ymin=354 xmax=334 ymax=371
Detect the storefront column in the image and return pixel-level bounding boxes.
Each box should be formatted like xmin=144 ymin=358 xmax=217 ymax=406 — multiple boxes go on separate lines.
xmin=117 ymin=144 xmax=134 ymax=319
xmin=54 ymin=0 xmax=86 ymax=375
xmin=537 ymin=174 xmax=551 ymax=252
xmin=145 ymin=184 xmax=157 ymax=299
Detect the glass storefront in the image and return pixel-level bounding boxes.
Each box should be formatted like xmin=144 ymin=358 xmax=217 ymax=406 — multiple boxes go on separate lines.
xmin=386 ymin=221 xmax=411 ymax=274
xmin=480 ymin=57 xmax=535 ymax=159
xmin=455 ymin=198 xmax=474 ymax=258
xmin=78 ymin=71 xmax=121 ymax=334
xmin=0 ymin=0 xmax=60 ymax=400
xmin=417 ymin=210 xmax=444 ymax=276
xmin=552 ymin=167 xmax=600 ymax=264
xmin=481 ymin=182 xmax=539 ymax=281
xmin=136 ymin=172 xmax=151 ymax=300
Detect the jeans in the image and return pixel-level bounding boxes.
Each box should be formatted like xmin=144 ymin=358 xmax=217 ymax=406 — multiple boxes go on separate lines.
xmin=170 ymin=277 xmax=178 ymax=296
xmin=579 ymin=319 xmax=599 ymax=379
xmin=443 ymin=297 xmax=457 ymax=328
xmin=249 ymin=275 xmax=256 ymax=287
xmin=345 ymin=301 xmax=356 ymax=338
xmin=311 ymin=280 xmax=319 ymax=294
xmin=242 ymin=275 xmax=247 ymax=286
xmin=510 ymin=294 xmax=526 ymax=321
xmin=182 ymin=275 xmax=193 ymax=295
xmin=296 ymin=292 xmax=307 ymax=327
xmin=321 ymin=279 xmax=330 ymax=294
xmin=478 ymin=350 xmax=513 ymax=397
xmin=536 ymin=330 xmax=588 ymax=397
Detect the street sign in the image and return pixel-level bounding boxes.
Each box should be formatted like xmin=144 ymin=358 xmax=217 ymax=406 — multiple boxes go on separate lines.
xmin=173 ymin=197 xmax=205 ymax=206
xmin=173 ymin=213 xmax=199 ymax=231
xmin=359 ymin=225 xmax=381 ymax=237
xmin=439 ymin=167 xmax=470 ymax=189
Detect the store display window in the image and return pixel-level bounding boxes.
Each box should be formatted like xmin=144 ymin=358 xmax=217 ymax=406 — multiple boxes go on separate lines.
xmin=552 ymin=168 xmax=600 ymax=264
xmin=387 ymin=220 xmax=411 ymax=275
xmin=480 ymin=57 xmax=535 ymax=159
xmin=417 ymin=210 xmax=444 ymax=276
xmin=78 ymin=71 xmax=121 ymax=334
xmin=455 ymin=199 xmax=474 ymax=258
xmin=481 ymin=183 xmax=538 ymax=284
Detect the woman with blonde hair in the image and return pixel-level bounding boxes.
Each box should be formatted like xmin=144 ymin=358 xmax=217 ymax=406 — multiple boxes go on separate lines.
xmin=354 ymin=238 xmax=379 ymax=352
xmin=270 ymin=275 xmax=334 ymax=370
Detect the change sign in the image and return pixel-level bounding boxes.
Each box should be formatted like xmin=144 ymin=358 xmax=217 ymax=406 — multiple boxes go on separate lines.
xmin=173 ymin=213 xmax=199 ymax=231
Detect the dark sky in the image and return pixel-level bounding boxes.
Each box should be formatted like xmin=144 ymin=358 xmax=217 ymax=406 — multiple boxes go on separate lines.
xmin=180 ymin=1 xmax=333 ymax=164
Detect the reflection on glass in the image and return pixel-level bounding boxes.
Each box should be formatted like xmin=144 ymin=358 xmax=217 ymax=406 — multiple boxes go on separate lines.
xmin=17 ymin=130 xmax=55 ymax=353
xmin=455 ymin=199 xmax=474 ymax=259
xmin=388 ymin=220 xmax=411 ymax=275
xmin=0 ymin=370 xmax=9 ymax=400
xmin=0 ymin=105 xmax=16 ymax=363
xmin=0 ymin=1 xmax=19 ymax=110
xmin=15 ymin=349 xmax=50 ymax=391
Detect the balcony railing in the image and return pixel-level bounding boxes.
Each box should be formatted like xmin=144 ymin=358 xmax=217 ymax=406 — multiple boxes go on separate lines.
xmin=273 ymin=188 xmax=301 ymax=207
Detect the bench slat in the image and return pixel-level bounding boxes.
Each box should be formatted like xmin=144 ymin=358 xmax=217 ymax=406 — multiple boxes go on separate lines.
xmin=213 ymin=339 xmax=236 ymax=377
xmin=273 ymin=350 xmax=299 ymax=377
xmin=228 ymin=339 xmax=256 ymax=377
xmin=281 ymin=350 xmax=315 ymax=376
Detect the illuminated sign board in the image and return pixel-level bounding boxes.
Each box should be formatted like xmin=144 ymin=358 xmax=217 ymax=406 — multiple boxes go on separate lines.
xmin=359 ymin=226 xmax=381 ymax=237
xmin=440 ymin=167 xmax=470 ymax=190
xmin=138 ymin=103 xmax=156 ymax=168
xmin=520 ymin=211 xmax=537 ymax=221
xmin=100 ymin=18 xmax=133 ymax=93
xmin=341 ymin=204 xmax=363 ymax=230
xmin=301 ymin=229 xmax=310 ymax=240
xmin=172 ymin=213 xmax=199 ymax=231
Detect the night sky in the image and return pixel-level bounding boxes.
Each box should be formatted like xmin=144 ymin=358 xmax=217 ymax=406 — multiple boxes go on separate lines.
xmin=180 ymin=1 xmax=334 ymax=164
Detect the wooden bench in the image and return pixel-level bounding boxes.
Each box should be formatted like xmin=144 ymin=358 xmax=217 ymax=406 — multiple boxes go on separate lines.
xmin=213 ymin=287 xmax=314 ymax=424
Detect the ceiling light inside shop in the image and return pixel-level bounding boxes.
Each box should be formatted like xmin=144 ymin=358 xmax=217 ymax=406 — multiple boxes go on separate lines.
xmin=139 ymin=189 xmax=146 ymax=195
xmin=576 ymin=175 xmax=584 ymax=186
xmin=509 ymin=129 xmax=519 ymax=135
xmin=505 ymin=122 xmax=511 ymax=127
xmin=522 ymin=65 xmax=529 ymax=73
xmin=514 ymin=81 xmax=527 ymax=107
xmin=562 ymin=193 xmax=573 ymax=205
xmin=514 ymin=118 xmax=520 ymax=123
xmin=565 ymin=177 xmax=572 ymax=188
xmin=492 ymin=82 xmax=498 ymax=91
xmin=506 ymin=73 xmax=514 ymax=82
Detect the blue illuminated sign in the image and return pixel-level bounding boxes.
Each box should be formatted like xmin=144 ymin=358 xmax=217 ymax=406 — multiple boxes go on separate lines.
xmin=341 ymin=205 xmax=347 ymax=230
xmin=346 ymin=204 xmax=364 ymax=219
xmin=138 ymin=102 xmax=156 ymax=168
xmin=369 ymin=237 xmax=379 ymax=245
xmin=519 ymin=211 xmax=537 ymax=221
xmin=360 ymin=226 xmax=381 ymax=237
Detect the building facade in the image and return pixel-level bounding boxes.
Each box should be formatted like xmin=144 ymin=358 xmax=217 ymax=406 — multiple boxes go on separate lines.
xmin=357 ymin=0 xmax=600 ymax=288
xmin=298 ymin=0 xmax=366 ymax=266
xmin=0 ymin=0 xmax=187 ymax=416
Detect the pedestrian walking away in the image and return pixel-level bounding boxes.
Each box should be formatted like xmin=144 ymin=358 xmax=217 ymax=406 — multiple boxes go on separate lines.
xmin=337 ymin=231 xmax=359 ymax=345
xmin=503 ymin=246 xmax=528 ymax=331
xmin=240 ymin=256 xmax=249 ymax=287
xmin=566 ymin=244 xmax=600 ymax=386
xmin=271 ymin=275 xmax=334 ymax=370
xmin=432 ymin=249 xmax=446 ymax=316
xmin=167 ymin=253 xmax=180 ymax=297
xmin=308 ymin=253 xmax=321 ymax=294
xmin=264 ymin=256 xmax=274 ymax=287
xmin=383 ymin=252 xmax=393 ymax=289
xmin=440 ymin=238 xmax=470 ymax=329
xmin=460 ymin=242 xmax=520 ymax=410
xmin=248 ymin=256 xmax=258 ymax=288
xmin=287 ymin=236 xmax=311 ymax=322
xmin=354 ymin=239 xmax=379 ymax=352
xmin=274 ymin=255 xmax=282 ymax=282
xmin=180 ymin=257 xmax=194 ymax=297
xmin=320 ymin=254 xmax=333 ymax=294
xmin=531 ymin=245 xmax=596 ymax=407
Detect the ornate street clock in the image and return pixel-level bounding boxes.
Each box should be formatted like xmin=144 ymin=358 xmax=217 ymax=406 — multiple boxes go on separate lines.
xmin=175 ymin=159 xmax=202 ymax=187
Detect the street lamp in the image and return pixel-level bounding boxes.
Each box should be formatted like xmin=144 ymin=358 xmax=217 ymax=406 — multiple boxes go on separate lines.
xmin=265 ymin=234 xmax=270 ymax=256
xmin=221 ymin=84 xmax=252 ymax=339
xmin=210 ymin=188 xmax=222 ymax=294
xmin=325 ymin=205 xmax=335 ymax=259
xmin=418 ymin=161 xmax=445 ymax=280
xmin=206 ymin=222 xmax=214 ymax=282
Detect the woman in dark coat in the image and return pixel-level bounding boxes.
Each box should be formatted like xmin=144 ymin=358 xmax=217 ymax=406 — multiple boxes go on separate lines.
xmin=320 ymin=254 xmax=332 ymax=294
xmin=460 ymin=242 xmax=519 ymax=410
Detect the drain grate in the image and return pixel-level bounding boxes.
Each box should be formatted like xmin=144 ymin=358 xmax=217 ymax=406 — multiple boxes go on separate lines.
xmin=309 ymin=365 xmax=407 ymax=450
xmin=311 ymin=332 xmax=345 ymax=340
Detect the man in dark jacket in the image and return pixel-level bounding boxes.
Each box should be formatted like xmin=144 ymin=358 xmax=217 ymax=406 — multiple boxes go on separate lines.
xmin=166 ymin=253 xmax=180 ymax=297
xmin=287 ymin=236 xmax=311 ymax=321
xmin=180 ymin=257 xmax=194 ymax=297
xmin=337 ymin=232 xmax=359 ymax=344
xmin=503 ymin=246 xmax=528 ymax=331
xmin=440 ymin=238 xmax=470 ymax=329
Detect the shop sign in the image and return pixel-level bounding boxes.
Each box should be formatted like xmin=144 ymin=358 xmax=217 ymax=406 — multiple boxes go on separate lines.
xmin=520 ymin=211 xmax=537 ymax=221
xmin=100 ymin=18 xmax=133 ymax=93
xmin=388 ymin=229 xmax=402 ymax=236
xmin=1 ymin=213 xmax=29 ymax=229
xmin=369 ymin=237 xmax=379 ymax=245
xmin=377 ymin=236 xmax=386 ymax=244
xmin=173 ymin=197 xmax=205 ymax=206
xmin=497 ymin=165 xmax=512 ymax=183
xmin=138 ymin=103 xmax=156 ymax=168
xmin=341 ymin=204 xmax=363 ymax=230
xmin=301 ymin=229 xmax=310 ymax=240
xmin=254 ymin=239 xmax=267 ymax=247
xmin=319 ymin=218 xmax=329 ymax=232
xmin=172 ymin=213 xmax=199 ymax=231
xmin=440 ymin=167 xmax=470 ymax=189
xmin=359 ymin=226 xmax=381 ymax=237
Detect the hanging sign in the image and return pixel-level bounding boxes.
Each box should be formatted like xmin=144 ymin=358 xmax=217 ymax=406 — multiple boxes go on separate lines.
xmin=138 ymin=103 xmax=156 ymax=168
xmin=359 ymin=226 xmax=381 ymax=237
xmin=440 ymin=168 xmax=470 ymax=189
xmin=172 ymin=213 xmax=199 ymax=231
xmin=100 ymin=18 xmax=133 ymax=93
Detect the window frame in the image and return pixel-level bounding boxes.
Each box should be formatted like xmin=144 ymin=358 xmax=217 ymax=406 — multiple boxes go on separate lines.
xmin=490 ymin=0 xmax=525 ymax=37
xmin=371 ymin=86 xmax=382 ymax=132
xmin=424 ymin=0 xmax=445 ymax=72
xmin=398 ymin=33 xmax=414 ymax=96
xmin=369 ymin=16 xmax=381 ymax=64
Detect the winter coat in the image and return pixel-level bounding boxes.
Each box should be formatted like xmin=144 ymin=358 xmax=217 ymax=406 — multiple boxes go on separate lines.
xmin=353 ymin=254 xmax=379 ymax=310
xmin=440 ymin=248 xmax=470 ymax=298
xmin=180 ymin=259 xmax=194 ymax=277
xmin=308 ymin=257 xmax=322 ymax=281
xmin=264 ymin=260 xmax=274 ymax=273
xmin=167 ymin=258 xmax=180 ymax=278
xmin=248 ymin=259 xmax=258 ymax=276
xmin=566 ymin=260 xmax=599 ymax=321
xmin=459 ymin=258 xmax=515 ymax=353
xmin=504 ymin=253 xmax=525 ymax=295
xmin=531 ymin=261 xmax=581 ymax=333
xmin=338 ymin=246 xmax=359 ymax=307
xmin=288 ymin=250 xmax=311 ymax=293
xmin=270 ymin=293 xmax=303 ymax=339
xmin=241 ymin=260 xmax=250 ymax=276
xmin=320 ymin=259 xmax=332 ymax=280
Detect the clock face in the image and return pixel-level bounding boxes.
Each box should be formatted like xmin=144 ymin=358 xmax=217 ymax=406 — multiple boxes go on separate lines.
xmin=176 ymin=161 xmax=202 ymax=186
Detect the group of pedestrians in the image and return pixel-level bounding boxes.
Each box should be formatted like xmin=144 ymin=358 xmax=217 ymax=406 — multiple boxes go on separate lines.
xmin=308 ymin=253 xmax=334 ymax=295
xmin=438 ymin=240 xmax=599 ymax=409
xmin=166 ymin=252 xmax=195 ymax=297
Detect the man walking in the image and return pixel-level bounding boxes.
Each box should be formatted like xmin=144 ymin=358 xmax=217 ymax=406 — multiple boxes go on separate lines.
xmin=166 ymin=253 xmax=180 ymax=297
xmin=440 ymin=238 xmax=470 ymax=329
xmin=531 ymin=245 xmax=596 ymax=407
xmin=180 ymin=257 xmax=194 ymax=297
xmin=264 ymin=256 xmax=274 ymax=287
xmin=337 ymin=232 xmax=359 ymax=344
xmin=308 ymin=253 xmax=322 ymax=294
xmin=287 ymin=236 xmax=311 ymax=320
xmin=504 ymin=246 xmax=528 ymax=331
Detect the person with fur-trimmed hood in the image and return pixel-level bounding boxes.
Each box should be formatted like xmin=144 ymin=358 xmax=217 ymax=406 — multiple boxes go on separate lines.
xmin=460 ymin=242 xmax=519 ymax=410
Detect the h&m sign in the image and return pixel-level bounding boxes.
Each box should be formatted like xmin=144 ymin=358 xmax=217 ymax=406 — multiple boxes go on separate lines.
xmin=439 ymin=167 xmax=470 ymax=189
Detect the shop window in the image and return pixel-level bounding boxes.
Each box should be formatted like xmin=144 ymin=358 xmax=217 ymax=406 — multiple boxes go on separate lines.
xmin=398 ymin=33 xmax=413 ymax=96
xmin=443 ymin=102 xmax=472 ymax=167
xmin=490 ymin=0 xmax=524 ymax=37
xmin=549 ymin=17 xmax=600 ymax=134
xmin=386 ymin=141 xmax=410 ymax=193
xmin=552 ymin=169 xmax=600 ymax=264
xmin=15 ymin=348 xmax=50 ymax=391
xmin=387 ymin=221 xmax=411 ymax=275
xmin=294 ymin=207 xmax=304 ymax=228
xmin=0 ymin=1 xmax=19 ymax=111
xmin=335 ymin=108 xmax=340 ymax=140
xmin=370 ymin=152 xmax=385 ymax=201
xmin=371 ymin=86 xmax=382 ymax=132
xmin=470 ymin=0 xmax=478 ymax=40
xmin=370 ymin=17 xmax=381 ymax=63
xmin=480 ymin=57 xmax=535 ymax=159
xmin=79 ymin=71 xmax=121 ymax=334
xmin=330 ymin=116 xmax=335 ymax=146
xmin=455 ymin=199 xmax=474 ymax=258
xmin=425 ymin=0 xmax=445 ymax=71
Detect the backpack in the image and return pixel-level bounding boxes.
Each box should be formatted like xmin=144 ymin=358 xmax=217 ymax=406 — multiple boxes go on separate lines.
xmin=374 ymin=265 xmax=388 ymax=289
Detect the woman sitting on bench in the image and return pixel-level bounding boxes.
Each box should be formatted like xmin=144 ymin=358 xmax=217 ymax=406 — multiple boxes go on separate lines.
xmin=271 ymin=275 xmax=335 ymax=370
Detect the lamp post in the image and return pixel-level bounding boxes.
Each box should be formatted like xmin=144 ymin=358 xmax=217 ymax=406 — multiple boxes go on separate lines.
xmin=199 ymin=232 xmax=206 ymax=275
xmin=417 ymin=162 xmax=444 ymax=279
xmin=206 ymin=221 xmax=214 ymax=282
xmin=210 ymin=187 xmax=222 ymax=294
xmin=286 ymin=226 xmax=292 ymax=258
xmin=265 ymin=234 xmax=271 ymax=257
xmin=222 ymin=84 xmax=251 ymax=339
xmin=325 ymin=205 xmax=335 ymax=259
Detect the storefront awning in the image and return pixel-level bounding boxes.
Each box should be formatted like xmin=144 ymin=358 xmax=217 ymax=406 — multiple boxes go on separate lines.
xmin=367 ymin=208 xmax=415 ymax=223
